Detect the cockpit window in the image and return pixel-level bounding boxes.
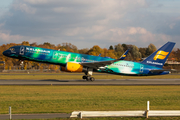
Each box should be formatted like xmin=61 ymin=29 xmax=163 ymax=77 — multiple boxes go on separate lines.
xmin=9 ymin=48 xmax=15 ymax=51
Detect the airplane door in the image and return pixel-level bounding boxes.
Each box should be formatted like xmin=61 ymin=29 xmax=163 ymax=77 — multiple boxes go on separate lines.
xmin=140 ymin=65 xmax=144 ymax=73
xmin=20 ymin=46 xmax=24 ymax=55
xmin=53 ymin=51 xmax=58 ymax=59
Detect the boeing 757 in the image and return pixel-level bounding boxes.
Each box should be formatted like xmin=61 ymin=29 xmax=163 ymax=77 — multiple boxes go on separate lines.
xmin=3 ymin=42 xmax=175 ymax=81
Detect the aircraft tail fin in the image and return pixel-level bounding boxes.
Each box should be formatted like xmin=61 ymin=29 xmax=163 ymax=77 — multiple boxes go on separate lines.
xmin=141 ymin=42 xmax=175 ymax=68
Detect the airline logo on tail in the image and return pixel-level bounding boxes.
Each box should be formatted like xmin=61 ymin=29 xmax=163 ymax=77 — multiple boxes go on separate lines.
xmin=153 ymin=51 xmax=169 ymax=60
xmin=122 ymin=55 xmax=126 ymax=57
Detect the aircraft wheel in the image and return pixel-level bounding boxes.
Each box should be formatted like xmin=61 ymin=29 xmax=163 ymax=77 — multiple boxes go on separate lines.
xmin=90 ymin=77 xmax=95 ymax=81
xmin=82 ymin=76 xmax=87 ymax=79
xmin=86 ymin=76 xmax=91 ymax=81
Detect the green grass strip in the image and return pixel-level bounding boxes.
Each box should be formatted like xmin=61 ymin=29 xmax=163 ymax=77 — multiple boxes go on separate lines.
xmin=0 ymin=86 xmax=180 ymax=114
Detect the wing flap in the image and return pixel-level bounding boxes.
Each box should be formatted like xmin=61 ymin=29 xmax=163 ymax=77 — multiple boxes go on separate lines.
xmin=80 ymin=60 xmax=115 ymax=69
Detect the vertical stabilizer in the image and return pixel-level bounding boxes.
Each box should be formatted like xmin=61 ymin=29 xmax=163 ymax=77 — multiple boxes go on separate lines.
xmin=141 ymin=42 xmax=175 ymax=68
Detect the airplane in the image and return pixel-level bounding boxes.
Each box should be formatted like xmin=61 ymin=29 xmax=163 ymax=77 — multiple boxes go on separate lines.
xmin=3 ymin=42 xmax=175 ymax=81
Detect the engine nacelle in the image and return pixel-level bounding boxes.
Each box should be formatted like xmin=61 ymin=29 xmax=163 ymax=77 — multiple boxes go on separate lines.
xmin=60 ymin=62 xmax=85 ymax=72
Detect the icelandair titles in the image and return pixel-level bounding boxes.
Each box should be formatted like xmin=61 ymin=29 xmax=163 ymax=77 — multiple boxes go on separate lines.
xmin=26 ymin=47 xmax=50 ymax=53
xmin=147 ymin=61 xmax=163 ymax=66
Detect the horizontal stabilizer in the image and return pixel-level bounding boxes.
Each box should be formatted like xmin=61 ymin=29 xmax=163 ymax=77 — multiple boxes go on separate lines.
xmin=150 ymin=69 xmax=173 ymax=73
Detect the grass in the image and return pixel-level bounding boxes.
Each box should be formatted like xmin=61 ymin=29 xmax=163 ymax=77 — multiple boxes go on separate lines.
xmin=0 ymin=73 xmax=179 ymax=80
xmin=0 ymin=73 xmax=179 ymax=119
xmin=0 ymin=86 xmax=180 ymax=114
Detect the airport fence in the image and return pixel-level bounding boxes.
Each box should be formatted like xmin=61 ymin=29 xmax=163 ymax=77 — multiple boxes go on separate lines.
xmin=3 ymin=101 xmax=180 ymax=119
xmin=71 ymin=101 xmax=180 ymax=119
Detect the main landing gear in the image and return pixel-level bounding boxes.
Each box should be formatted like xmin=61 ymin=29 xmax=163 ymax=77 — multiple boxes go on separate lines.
xmin=82 ymin=68 xmax=95 ymax=81
xmin=82 ymin=76 xmax=95 ymax=81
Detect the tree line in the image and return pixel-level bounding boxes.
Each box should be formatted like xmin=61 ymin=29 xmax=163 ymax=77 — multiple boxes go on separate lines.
xmin=0 ymin=41 xmax=179 ymax=71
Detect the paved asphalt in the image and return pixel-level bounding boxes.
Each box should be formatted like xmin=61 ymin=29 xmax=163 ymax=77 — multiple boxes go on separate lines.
xmin=0 ymin=79 xmax=180 ymax=85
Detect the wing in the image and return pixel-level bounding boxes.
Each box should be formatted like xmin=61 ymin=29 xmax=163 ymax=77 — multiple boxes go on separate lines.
xmin=80 ymin=49 xmax=129 ymax=69
xmin=80 ymin=60 xmax=116 ymax=69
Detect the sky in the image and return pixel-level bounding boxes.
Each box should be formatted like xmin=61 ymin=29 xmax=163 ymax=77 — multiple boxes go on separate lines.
xmin=0 ymin=0 xmax=180 ymax=49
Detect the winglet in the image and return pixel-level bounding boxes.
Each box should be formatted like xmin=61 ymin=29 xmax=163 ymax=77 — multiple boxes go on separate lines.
xmin=118 ymin=49 xmax=129 ymax=60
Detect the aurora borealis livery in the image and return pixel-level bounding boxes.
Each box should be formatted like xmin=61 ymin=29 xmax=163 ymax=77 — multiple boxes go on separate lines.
xmin=3 ymin=42 xmax=175 ymax=81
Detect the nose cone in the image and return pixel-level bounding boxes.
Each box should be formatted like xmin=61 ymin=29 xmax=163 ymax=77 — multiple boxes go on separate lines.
xmin=3 ymin=50 xmax=10 ymax=56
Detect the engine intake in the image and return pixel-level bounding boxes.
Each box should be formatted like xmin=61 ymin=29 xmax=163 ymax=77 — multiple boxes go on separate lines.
xmin=60 ymin=62 xmax=86 ymax=72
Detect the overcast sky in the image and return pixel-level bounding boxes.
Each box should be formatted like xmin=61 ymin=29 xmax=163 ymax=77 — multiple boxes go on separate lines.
xmin=0 ymin=0 xmax=180 ymax=49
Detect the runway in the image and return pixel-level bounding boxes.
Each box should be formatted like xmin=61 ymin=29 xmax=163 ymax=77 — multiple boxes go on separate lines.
xmin=0 ymin=79 xmax=180 ymax=85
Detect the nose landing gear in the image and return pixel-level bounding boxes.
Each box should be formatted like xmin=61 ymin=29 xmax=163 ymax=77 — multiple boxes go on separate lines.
xmin=20 ymin=60 xmax=24 ymax=70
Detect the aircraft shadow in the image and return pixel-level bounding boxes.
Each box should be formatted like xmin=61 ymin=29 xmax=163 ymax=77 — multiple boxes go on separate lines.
xmin=39 ymin=79 xmax=86 ymax=82
xmin=40 ymin=79 xmax=69 ymax=82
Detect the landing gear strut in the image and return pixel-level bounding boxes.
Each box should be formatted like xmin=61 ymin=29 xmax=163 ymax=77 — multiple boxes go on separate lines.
xmin=82 ymin=68 xmax=95 ymax=81
xmin=20 ymin=60 xmax=24 ymax=70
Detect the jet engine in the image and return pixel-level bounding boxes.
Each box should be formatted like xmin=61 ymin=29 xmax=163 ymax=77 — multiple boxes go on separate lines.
xmin=60 ymin=62 xmax=86 ymax=72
